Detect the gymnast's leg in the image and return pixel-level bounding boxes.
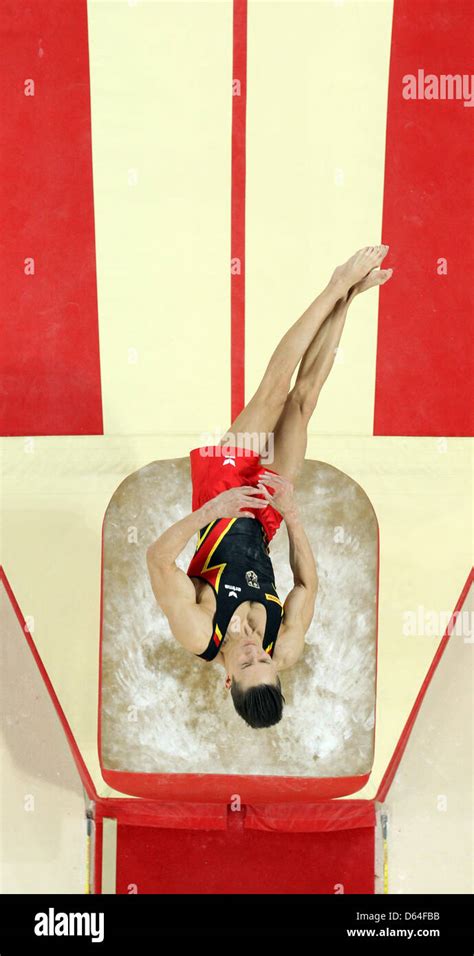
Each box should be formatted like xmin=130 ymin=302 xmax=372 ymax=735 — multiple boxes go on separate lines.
xmin=220 ymin=245 xmax=389 ymax=453
xmin=268 ymin=265 xmax=393 ymax=482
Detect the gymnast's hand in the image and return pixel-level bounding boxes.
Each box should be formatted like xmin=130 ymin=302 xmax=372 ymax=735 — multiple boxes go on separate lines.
xmin=202 ymin=486 xmax=269 ymax=521
xmin=257 ymin=472 xmax=299 ymax=520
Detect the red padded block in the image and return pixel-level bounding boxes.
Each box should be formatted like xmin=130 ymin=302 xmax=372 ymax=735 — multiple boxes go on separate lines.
xmin=245 ymin=800 xmax=374 ymax=833
xmin=101 ymin=767 xmax=371 ymax=804
xmin=95 ymin=799 xmax=228 ymax=832
xmin=116 ymin=813 xmax=375 ymax=894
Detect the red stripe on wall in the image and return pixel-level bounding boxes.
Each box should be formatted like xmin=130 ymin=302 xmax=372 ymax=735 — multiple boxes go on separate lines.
xmin=374 ymin=0 xmax=474 ymax=437
xmin=0 ymin=0 xmax=103 ymax=436
xmin=230 ymin=0 xmax=247 ymax=420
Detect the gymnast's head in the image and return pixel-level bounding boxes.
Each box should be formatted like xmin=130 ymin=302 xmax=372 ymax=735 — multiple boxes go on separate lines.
xmin=227 ymin=674 xmax=285 ymax=729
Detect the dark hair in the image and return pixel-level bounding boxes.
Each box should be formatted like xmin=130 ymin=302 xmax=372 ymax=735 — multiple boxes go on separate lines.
xmin=230 ymin=677 xmax=285 ymax=728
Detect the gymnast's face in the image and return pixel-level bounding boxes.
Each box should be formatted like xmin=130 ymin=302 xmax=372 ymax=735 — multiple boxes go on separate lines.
xmin=225 ymin=644 xmax=277 ymax=690
xmin=222 ymin=605 xmax=278 ymax=690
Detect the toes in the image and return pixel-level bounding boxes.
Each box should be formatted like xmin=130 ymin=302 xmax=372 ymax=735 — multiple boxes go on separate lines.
xmin=359 ymin=244 xmax=389 ymax=259
xmin=358 ymin=266 xmax=393 ymax=291
xmin=376 ymin=268 xmax=393 ymax=284
xmin=361 ymin=270 xmax=380 ymax=289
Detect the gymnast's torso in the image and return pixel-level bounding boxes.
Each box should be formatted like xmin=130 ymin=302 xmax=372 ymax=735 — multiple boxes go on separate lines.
xmin=186 ymin=516 xmax=284 ymax=662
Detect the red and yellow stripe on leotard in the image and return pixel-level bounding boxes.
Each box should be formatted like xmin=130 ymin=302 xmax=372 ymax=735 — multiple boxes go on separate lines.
xmin=202 ymin=518 xmax=237 ymax=571
xmin=188 ymin=518 xmax=236 ymax=584
xmin=213 ymin=623 xmax=223 ymax=649
xmin=197 ymin=518 xmax=238 ymax=595
xmin=195 ymin=520 xmax=216 ymax=552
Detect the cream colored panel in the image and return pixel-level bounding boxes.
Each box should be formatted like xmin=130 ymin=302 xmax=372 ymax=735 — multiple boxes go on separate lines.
xmin=0 ymin=584 xmax=86 ymax=893
xmin=87 ymin=0 xmax=232 ymax=435
xmin=246 ymin=0 xmax=393 ymax=434
xmin=382 ymin=585 xmax=473 ymax=894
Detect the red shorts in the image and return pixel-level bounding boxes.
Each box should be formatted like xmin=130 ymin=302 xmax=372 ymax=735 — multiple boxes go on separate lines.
xmin=189 ymin=445 xmax=283 ymax=543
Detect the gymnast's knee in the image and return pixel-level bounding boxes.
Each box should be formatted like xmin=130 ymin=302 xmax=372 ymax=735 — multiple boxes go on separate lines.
xmin=288 ymin=382 xmax=321 ymax=422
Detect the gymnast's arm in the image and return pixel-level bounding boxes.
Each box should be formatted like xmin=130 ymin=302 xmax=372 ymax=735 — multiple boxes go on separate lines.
xmin=146 ymin=506 xmax=214 ymax=653
xmin=146 ymin=487 xmax=268 ymax=654
xmin=273 ymin=510 xmax=318 ymax=671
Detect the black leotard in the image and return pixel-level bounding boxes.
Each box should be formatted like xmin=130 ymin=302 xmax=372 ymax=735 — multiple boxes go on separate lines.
xmin=186 ymin=517 xmax=283 ymax=661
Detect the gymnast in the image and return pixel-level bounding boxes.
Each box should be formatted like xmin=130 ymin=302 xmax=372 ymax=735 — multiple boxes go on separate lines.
xmin=147 ymin=246 xmax=392 ymax=728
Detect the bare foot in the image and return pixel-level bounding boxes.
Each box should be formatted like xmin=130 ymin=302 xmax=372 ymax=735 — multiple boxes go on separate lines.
xmin=347 ymin=267 xmax=393 ymax=302
xmin=330 ymin=245 xmax=390 ymax=294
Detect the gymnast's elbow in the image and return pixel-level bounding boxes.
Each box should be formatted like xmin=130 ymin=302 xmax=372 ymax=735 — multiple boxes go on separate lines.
xmin=146 ymin=543 xmax=174 ymax=573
